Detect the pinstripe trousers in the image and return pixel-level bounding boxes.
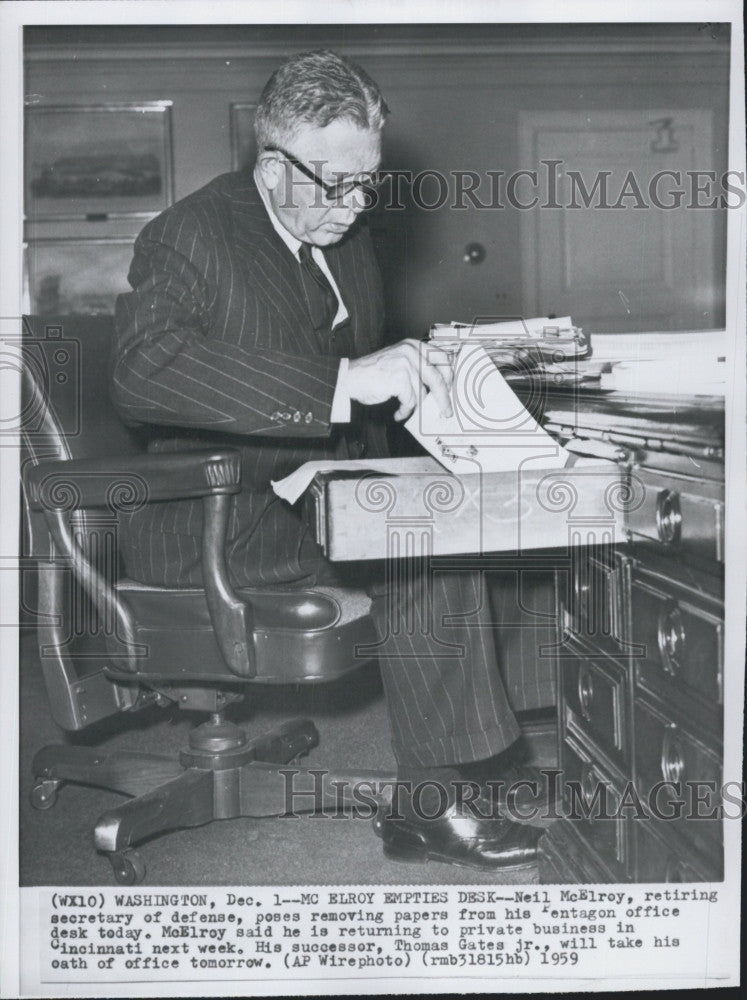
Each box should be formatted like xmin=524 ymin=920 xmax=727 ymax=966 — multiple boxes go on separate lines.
xmin=362 ymin=562 xmax=522 ymax=767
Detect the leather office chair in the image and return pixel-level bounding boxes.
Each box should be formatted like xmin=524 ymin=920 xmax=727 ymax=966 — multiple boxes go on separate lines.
xmin=21 ymin=316 xmax=392 ymax=884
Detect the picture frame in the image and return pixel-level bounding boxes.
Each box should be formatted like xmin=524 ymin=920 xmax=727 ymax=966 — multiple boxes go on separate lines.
xmin=25 ymin=102 xmax=174 ymax=220
xmin=229 ymin=102 xmax=257 ymax=171
xmin=25 ymin=238 xmax=134 ymax=314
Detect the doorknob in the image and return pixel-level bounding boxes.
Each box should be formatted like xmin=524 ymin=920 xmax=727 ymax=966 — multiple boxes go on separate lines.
xmin=463 ymin=242 xmax=486 ymax=264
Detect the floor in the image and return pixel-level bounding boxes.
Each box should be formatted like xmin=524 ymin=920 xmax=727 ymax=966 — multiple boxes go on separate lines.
xmin=19 ymin=635 xmax=556 ymax=888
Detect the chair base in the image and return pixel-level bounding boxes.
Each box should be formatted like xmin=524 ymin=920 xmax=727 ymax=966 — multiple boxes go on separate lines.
xmin=31 ymin=718 xmax=396 ymax=884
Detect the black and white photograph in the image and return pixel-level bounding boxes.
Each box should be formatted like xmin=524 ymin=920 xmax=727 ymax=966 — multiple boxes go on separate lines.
xmin=0 ymin=1 xmax=744 ymax=996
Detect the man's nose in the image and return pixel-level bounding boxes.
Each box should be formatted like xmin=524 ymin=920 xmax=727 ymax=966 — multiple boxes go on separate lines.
xmin=339 ymin=187 xmax=368 ymax=217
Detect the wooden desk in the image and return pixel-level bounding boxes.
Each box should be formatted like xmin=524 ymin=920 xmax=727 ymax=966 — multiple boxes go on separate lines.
xmin=310 ymin=379 xmax=725 ymax=883
xmin=519 ymin=381 xmax=725 ymax=883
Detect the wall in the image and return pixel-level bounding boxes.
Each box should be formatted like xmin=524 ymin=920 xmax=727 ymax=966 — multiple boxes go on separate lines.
xmin=24 ymin=23 xmax=730 ymax=336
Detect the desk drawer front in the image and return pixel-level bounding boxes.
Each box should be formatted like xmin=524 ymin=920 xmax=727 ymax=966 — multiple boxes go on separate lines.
xmin=313 ymin=461 xmax=624 ymax=561
xmin=627 ymin=470 xmax=724 ymax=563
xmin=634 ymin=819 xmax=722 ymax=882
xmin=634 ymin=696 xmax=722 ymax=855
xmin=561 ymin=734 xmax=630 ymax=878
xmin=562 ymin=649 xmax=629 ymax=769
xmin=630 ymin=570 xmax=723 ymax=710
xmin=563 ymin=548 xmax=630 ymax=651
xmin=565 ymin=549 xmax=615 ymax=638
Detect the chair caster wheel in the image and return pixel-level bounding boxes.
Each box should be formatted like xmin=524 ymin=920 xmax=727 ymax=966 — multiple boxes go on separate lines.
xmin=30 ymin=780 xmax=60 ymax=810
xmin=110 ymin=850 xmax=146 ymax=885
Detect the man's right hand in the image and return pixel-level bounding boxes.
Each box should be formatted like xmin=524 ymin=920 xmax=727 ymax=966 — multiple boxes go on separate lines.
xmin=346 ymin=339 xmax=454 ymax=422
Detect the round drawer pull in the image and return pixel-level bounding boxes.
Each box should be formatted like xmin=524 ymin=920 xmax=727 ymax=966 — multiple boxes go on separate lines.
xmin=572 ymin=573 xmax=590 ymax=625
xmin=661 ymin=724 xmax=686 ymax=783
xmin=580 ymin=763 xmax=601 ymax=811
xmin=578 ymin=666 xmax=595 ymax=720
xmin=657 ymin=602 xmax=686 ymax=676
xmin=656 ymin=489 xmax=682 ymax=545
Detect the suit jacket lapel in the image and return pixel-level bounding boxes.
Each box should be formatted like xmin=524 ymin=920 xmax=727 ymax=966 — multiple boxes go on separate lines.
xmin=230 ymin=196 xmax=315 ymax=348
xmin=225 ymin=174 xmax=373 ymax=358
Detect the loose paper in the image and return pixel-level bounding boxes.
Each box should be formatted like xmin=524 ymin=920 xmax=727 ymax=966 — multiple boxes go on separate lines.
xmin=272 ymin=455 xmax=440 ymax=504
xmin=273 ymin=344 xmax=572 ymax=501
xmin=404 ymin=343 xmax=570 ymax=474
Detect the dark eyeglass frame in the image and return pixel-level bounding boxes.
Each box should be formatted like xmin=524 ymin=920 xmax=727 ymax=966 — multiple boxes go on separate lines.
xmin=264 ymin=144 xmax=383 ymax=203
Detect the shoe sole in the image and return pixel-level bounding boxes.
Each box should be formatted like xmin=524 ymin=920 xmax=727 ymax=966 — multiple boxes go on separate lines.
xmin=383 ymin=842 xmax=539 ymax=872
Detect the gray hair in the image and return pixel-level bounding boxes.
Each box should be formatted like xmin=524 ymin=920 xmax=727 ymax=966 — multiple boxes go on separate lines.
xmin=254 ymin=49 xmax=389 ymax=149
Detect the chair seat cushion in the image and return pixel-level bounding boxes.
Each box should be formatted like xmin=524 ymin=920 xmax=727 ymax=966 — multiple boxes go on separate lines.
xmin=117 ymin=579 xmax=372 ymax=632
xmin=114 ymin=578 xmax=377 ymax=684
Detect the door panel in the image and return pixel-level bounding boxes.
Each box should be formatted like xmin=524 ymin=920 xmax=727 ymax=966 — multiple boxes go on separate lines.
xmin=520 ymin=110 xmax=723 ymax=331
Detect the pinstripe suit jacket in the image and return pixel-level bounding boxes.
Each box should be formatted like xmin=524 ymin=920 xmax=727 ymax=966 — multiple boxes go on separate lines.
xmin=111 ymin=171 xmax=389 ymax=587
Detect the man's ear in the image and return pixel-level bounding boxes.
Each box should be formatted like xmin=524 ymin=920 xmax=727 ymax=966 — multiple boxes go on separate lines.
xmin=256 ymin=151 xmax=281 ymax=190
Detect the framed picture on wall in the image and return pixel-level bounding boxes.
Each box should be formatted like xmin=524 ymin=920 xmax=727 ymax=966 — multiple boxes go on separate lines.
xmin=25 ymin=238 xmax=134 ymax=314
xmin=229 ymin=102 xmax=257 ymax=171
xmin=25 ymin=102 xmax=174 ymax=220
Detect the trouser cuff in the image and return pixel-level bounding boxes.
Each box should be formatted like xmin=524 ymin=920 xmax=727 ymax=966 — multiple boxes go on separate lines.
xmin=392 ymin=716 xmax=522 ymax=768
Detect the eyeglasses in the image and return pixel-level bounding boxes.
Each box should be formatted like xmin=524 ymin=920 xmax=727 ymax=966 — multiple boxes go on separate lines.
xmin=264 ymin=144 xmax=383 ymax=204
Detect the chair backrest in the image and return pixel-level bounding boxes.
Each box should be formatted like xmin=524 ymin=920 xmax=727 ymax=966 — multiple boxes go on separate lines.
xmin=21 ymin=315 xmax=378 ymax=731
xmin=21 ymin=315 xmax=147 ymax=550
xmin=21 ymin=315 xmax=147 ymax=729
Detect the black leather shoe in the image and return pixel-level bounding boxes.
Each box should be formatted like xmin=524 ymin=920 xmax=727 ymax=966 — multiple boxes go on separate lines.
xmin=488 ymin=762 xmax=560 ymax=814
xmin=374 ymin=803 xmax=541 ymax=871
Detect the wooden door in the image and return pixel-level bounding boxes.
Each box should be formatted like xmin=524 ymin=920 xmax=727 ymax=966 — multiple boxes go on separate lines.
xmin=520 ymin=110 xmax=724 ymax=332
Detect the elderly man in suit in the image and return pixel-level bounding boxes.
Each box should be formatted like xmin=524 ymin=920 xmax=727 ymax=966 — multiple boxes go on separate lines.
xmin=111 ymin=49 xmax=545 ymax=870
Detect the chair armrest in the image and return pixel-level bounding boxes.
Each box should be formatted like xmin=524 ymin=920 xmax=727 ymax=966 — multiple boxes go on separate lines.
xmin=27 ymin=446 xmax=255 ymax=679
xmin=26 ymin=448 xmax=241 ymax=512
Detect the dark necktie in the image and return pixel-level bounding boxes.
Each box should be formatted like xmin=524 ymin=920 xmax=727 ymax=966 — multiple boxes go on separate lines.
xmin=298 ymin=243 xmax=337 ymax=333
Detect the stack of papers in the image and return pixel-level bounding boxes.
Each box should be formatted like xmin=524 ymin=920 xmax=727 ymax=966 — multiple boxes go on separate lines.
xmin=430 ymin=315 xmax=576 ymax=341
xmin=592 ymin=329 xmax=726 ymax=395
xmin=430 ymin=315 xmax=591 ymax=371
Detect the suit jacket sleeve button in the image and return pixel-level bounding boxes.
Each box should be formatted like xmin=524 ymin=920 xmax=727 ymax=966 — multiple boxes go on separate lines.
xmin=293 ymin=411 xmax=301 ymax=423
xmin=305 ymin=412 xmax=313 ymax=423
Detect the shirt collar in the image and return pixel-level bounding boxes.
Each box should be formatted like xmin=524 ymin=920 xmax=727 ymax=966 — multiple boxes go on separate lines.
xmin=254 ymin=166 xmax=303 ymax=259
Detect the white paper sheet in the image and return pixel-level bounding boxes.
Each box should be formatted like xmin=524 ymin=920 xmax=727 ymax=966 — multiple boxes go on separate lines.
xmin=404 ymin=343 xmax=570 ymax=474
xmin=272 ymin=455 xmax=441 ymax=504
xmin=273 ymin=344 xmax=573 ymax=500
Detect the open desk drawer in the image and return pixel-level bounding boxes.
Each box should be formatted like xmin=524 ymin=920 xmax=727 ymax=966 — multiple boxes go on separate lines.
xmin=308 ymin=457 xmax=625 ymax=561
